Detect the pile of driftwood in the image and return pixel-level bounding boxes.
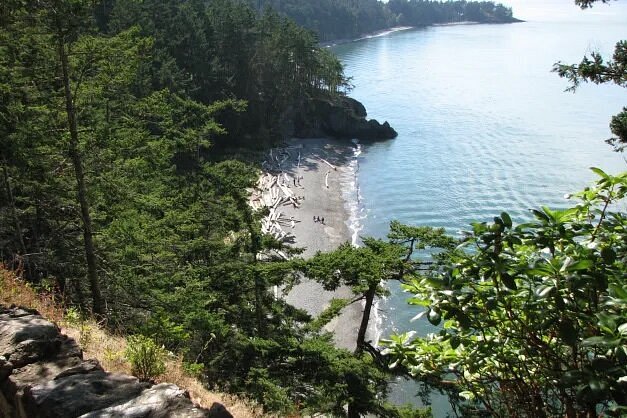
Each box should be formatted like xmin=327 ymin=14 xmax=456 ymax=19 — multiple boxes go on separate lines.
xmin=261 ymin=146 xmax=302 ymax=173
xmin=251 ymin=173 xmax=301 ymax=242
xmin=250 ymin=145 xmax=306 ymax=248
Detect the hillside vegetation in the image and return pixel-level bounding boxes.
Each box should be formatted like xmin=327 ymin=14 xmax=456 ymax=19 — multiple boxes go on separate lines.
xmin=253 ymin=0 xmax=518 ymax=42
xmin=0 ymin=0 xmax=412 ymax=415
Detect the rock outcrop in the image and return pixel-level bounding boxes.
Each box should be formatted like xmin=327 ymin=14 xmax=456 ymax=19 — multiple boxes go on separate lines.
xmin=282 ymin=95 xmax=397 ymax=140
xmin=0 ymin=305 xmax=231 ymax=418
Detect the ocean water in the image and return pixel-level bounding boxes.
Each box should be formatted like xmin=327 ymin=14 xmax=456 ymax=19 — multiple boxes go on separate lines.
xmin=331 ymin=0 xmax=626 ymax=414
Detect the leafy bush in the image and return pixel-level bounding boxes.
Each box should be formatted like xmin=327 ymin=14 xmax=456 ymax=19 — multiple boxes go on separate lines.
xmin=182 ymin=361 xmax=204 ymax=379
xmin=383 ymin=169 xmax=627 ymax=416
xmin=65 ymin=307 xmax=93 ymax=348
xmin=124 ymin=335 xmax=167 ymax=382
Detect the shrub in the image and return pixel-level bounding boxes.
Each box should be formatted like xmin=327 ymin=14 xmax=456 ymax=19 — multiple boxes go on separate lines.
xmin=124 ymin=335 xmax=167 ymax=382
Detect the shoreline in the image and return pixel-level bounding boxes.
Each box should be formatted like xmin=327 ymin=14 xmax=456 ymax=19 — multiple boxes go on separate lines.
xmin=252 ymin=137 xmax=364 ymax=351
xmin=321 ymin=26 xmax=414 ymax=48
xmin=320 ymin=19 xmax=523 ymax=48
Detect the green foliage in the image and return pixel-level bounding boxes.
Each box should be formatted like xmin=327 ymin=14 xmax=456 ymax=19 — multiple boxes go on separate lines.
xmin=389 ymin=403 xmax=433 ymax=418
xmin=307 ymin=297 xmax=352 ymax=332
xmin=257 ymin=0 xmax=516 ymax=42
xmin=182 ymin=362 xmax=205 ymax=379
xmin=382 ymin=170 xmax=627 ymax=417
xmin=64 ymin=307 xmax=83 ymax=327
xmin=125 ymin=335 xmax=167 ymax=382
xmin=107 ymin=0 xmax=350 ymax=144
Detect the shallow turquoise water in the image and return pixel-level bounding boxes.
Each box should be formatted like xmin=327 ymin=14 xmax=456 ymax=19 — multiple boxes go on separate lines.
xmin=332 ymin=0 xmax=626 ymax=413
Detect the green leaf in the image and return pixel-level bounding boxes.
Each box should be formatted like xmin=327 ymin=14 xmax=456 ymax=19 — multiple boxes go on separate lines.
xmin=601 ymin=247 xmax=617 ymax=264
xmin=609 ymin=284 xmax=627 ymax=300
xmin=450 ymin=335 xmax=461 ymax=349
xmin=567 ymin=259 xmax=593 ymax=271
xmin=590 ymin=167 xmax=609 ymax=179
xmin=536 ymin=285 xmax=554 ymax=298
xmin=500 ymin=212 xmax=512 ymax=228
xmin=458 ymin=391 xmax=475 ymax=401
xmin=501 ymin=273 xmax=517 ymax=290
xmin=583 ymin=336 xmax=621 ymax=347
xmin=531 ymin=209 xmax=550 ymax=222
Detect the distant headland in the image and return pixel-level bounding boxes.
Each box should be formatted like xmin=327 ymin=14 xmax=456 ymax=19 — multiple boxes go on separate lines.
xmin=254 ymin=0 xmax=521 ymax=43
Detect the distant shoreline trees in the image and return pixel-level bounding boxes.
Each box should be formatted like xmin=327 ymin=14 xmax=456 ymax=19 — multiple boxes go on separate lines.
xmin=253 ymin=0 xmax=518 ymax=42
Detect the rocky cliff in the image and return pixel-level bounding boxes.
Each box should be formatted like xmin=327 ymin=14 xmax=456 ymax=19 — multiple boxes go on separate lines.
xmin=282 ymin=95 xmax=398 ymax=140
xmin=0 ymin=305 xmax=231 ymax=418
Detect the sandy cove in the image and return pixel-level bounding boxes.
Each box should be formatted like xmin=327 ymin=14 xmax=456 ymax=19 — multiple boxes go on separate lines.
xmin=250 ymin=137 xmax=364 ymax=351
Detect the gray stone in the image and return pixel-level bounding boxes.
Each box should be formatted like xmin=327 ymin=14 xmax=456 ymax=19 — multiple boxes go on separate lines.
xmin=8 ymin=356 xmax=84 ymax=392
xmin=54 ymin=359 xmax=102 ymax=380
xmin=0 ymin=316 xmax=59 ymax=353
xmin=22 ymin=371 xmax=147 ymax=417
xmin=0 ymin=306 xmax=40 ymax=319
xmin=0 ymin=308 xmax=60 ymax=367
xmin=55 ymin=335 xmax=83 ymax=360
xmin=80 ymin=383 xmax=210 ymax=418
xmin=7 ymin=337 xmax=61 ymax=368
xmin=2 ymin=356 xmax=88 ymax=416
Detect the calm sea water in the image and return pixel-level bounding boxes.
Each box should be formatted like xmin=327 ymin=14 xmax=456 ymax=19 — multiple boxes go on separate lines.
xmin=332 ymin=0 xmax=626 ymax=414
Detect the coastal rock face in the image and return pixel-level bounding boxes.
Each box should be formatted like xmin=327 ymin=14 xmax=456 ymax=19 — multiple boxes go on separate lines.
xmin=284 ymin=95 xmax=397 ymax=140
xmin=0 ymin=304 xmax=230 ymax=418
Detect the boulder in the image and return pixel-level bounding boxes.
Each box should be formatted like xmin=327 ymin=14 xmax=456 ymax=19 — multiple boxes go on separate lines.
xmin=3 ymin=357 xmax=84 ymax=401
xmin=80 ymin=383 xmax=211 ymax=418
xmin=21 ymin=371 xmax=147 ymax=417
xmin=0 ymin=307 xmax=64 ymax=368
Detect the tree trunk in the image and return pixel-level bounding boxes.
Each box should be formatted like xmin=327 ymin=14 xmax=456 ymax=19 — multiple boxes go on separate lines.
xmin=58 ymin=36 xmax=105 ymax=316
xmin=355 ymin=283 xmax=377 ymax=355
xmin=349 ymin=284 xmax=378 ymax=418
xmin=1 ymin=163 xmax=27 ymax=257
xmin=347 ymin=402 xmax=360 ymax=418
